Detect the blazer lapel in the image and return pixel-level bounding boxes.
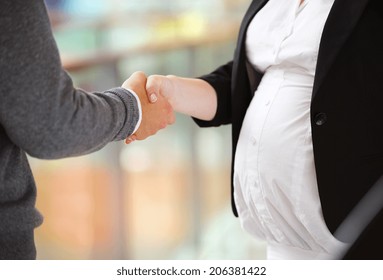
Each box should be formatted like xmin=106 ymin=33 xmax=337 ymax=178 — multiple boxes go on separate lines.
xmin=312 ymin=0 xmax=370 ymax=99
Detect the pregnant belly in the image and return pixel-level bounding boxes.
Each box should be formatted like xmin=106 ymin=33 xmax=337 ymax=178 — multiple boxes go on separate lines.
xmin=235 ymin=70 xmax=314 ymax=175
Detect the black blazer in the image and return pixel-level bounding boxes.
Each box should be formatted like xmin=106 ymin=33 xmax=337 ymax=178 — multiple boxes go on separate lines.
xmin=196 ymin=0 xmax=383 ymax=241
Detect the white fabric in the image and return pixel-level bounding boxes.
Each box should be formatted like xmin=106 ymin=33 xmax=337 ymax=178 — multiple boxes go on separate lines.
xmin=126 ymin=89 xmax=143 ymax=135
xmin=234 ymin=0 xmax=348 ymax=259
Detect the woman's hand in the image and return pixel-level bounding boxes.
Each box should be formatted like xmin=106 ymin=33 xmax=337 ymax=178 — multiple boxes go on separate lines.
xmin=145 ymin=74 xmax=218 ymax=121
xmin=146 ymin=75 xmax=177 ymax=107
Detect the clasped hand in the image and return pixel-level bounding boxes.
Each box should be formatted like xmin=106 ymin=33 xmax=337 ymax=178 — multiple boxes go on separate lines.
xmin=121 ymin=71 xmax=174 ymax=143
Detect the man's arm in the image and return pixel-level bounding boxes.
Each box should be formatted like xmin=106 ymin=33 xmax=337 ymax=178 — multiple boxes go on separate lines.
xmin=0 ymin=0 xmax=173 ymax=158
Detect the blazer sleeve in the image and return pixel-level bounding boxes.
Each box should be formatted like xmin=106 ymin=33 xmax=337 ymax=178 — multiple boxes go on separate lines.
xmin=193 ymin=61 xmax=234 ymax=127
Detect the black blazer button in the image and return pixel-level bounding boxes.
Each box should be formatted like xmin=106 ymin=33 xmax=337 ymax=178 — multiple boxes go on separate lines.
xmin=314 ymin=112 xmax=327 ymax=126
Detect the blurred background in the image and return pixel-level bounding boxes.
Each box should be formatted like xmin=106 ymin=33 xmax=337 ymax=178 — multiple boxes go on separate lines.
xmin=31 ymin=0 xmax=266 ymax=259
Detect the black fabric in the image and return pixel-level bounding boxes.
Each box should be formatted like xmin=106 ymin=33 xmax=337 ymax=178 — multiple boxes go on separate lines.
xmin=193 ymin=0 xmax=382 ymax=259
xmin=0 ymin=230 xmax=36 ymax=260
xmin=343 ymin=210 xmax=383 ymax=259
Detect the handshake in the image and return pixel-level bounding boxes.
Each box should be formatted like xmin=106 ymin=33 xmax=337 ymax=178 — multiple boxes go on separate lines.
xmin=121 ymin=71 xmax=217 ymax=144
xmin=121 ymin=71 xmax=176 ymax=144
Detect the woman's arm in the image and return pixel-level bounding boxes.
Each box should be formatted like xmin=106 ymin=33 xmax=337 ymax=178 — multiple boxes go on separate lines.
xmin=146 ymin=61 xmax=234 ymax=125
xmin=146 ymin=75 xmax=217 ymax=121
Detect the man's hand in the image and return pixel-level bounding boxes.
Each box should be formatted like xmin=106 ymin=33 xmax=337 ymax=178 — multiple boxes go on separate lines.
xmin=122 ymin=71 xmax=175 ymax=143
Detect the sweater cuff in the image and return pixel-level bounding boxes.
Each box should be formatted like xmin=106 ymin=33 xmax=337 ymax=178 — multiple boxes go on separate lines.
xmin=125 ymin=88 xmax=142 ymax=134
xmin=106 ymin=87 xmax=142 ymax=140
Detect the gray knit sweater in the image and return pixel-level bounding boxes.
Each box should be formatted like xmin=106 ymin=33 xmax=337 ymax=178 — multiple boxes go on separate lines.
xmin=0 ymin=0 xmax=139 ymax=259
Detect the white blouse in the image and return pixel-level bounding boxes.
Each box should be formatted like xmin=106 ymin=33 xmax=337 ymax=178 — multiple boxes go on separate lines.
xmin=234 ymin=0 xmax=347 ymax=259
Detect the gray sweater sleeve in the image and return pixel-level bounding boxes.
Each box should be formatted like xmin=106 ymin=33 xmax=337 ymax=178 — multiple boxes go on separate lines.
xmin=0 ymin=0 xmax=139 ymax=159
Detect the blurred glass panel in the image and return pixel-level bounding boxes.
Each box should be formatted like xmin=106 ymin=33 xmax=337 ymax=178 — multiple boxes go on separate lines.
xmin=32 ymin=0 xmax=266 ymax=259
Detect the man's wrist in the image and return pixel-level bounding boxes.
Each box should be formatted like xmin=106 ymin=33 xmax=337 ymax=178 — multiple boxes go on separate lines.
xmin=126 ymin=88 xmax=142 ymax=135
